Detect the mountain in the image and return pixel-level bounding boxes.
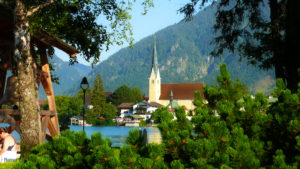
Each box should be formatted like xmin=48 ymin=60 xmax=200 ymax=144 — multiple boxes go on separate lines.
xmin=74 ymin=4 xmax=274 ymax=96
xmin=39 ymin=55 xmax=92 ymax=98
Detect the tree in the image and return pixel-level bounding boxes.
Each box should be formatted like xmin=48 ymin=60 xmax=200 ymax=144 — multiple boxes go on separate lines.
xmin=95 ymin=103 xmax=117 ymax=126
xmin=88 ymin=74 xmax=106 ymax=123
xmin=109 ymin=85 xmax=134 ymax=106
xmin=87 ymin=74 xmax=117 ymax=126
xmin=180 ymin=0 xmax=300 ymax=92
xmin=108 ymin=85 xmax=144 ymax=106
xmin=41 ymin=95 xmax=83 ymax=130
xmin=0 ymin=0 xmax=153 ymax=156
xmin=131 ymin=88 xmax=144 ymax=103
xmin=77 ymin=88 xmax=92 ymax=100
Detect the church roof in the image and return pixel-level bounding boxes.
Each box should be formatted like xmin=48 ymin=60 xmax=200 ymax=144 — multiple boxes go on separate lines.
xmin=159 ymin=83 xmax=204 ymax=100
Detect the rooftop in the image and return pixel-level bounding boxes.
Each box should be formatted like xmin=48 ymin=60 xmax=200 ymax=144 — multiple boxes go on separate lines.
xmin=160 ymin=83 xmax=204 ymax=100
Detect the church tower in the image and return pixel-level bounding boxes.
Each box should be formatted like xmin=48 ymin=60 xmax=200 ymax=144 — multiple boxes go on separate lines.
xmin=149 ymin=36 xmax=161 ymax=103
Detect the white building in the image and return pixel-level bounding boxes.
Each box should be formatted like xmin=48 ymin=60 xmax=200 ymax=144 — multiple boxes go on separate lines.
xmin=118 ymin=101 xmax=162 ymax=121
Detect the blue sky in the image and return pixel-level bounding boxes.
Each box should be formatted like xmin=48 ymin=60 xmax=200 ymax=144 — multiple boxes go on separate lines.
xmin=55 ymin=0 xmax=192 ymax=65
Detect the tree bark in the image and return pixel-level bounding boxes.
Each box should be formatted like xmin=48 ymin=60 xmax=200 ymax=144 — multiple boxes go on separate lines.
xmin=14 ymin=0 xmax=42 ymax=158
xmin=285 ymin=0 xmax=300 ymax=92
xmin=269 ymin=0 xmax=286 ymax=83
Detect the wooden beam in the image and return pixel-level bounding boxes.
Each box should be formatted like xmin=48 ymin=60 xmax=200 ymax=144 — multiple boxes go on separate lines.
xmin=47 ymin=116 xmax=58 ymax=136
xmin=41 ymin=115 xmax=50 ymax=143
xmin=39 ymin=46 xmax=60 ymax=136
xmin=40 ymin=110 xmax=55 ymax=116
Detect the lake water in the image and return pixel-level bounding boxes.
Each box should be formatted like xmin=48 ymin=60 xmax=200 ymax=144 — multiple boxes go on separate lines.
xmin=0 ymin=124 xmax=160 ymax=147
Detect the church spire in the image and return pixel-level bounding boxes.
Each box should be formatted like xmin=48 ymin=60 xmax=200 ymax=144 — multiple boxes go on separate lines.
xmin=152 ymin=35 xmax=159 ymax=76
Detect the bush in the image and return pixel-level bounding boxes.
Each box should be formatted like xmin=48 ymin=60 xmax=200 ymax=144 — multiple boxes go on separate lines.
xmin=14 ymin=64 xmax=300 ymax=168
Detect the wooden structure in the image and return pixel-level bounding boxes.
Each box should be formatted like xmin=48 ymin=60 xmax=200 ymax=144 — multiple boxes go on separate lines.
xmin=0 ymin=7 xmax=79 ymax=141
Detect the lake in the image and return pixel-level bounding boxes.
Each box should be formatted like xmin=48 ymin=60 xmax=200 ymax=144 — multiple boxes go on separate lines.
xmin=0 ymin=124 xmax=160 ymax=147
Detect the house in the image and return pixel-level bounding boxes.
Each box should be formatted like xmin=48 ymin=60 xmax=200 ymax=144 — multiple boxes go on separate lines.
xmin=70 ymin=116 xmax=84 ymax=125
xmin=118 ymin=101 xmax=162 ymax=121
xmin=118 ymin=102 xmax=133 ymax=118
xmin=70 ymin=116 xmax=91 ymax=126
xmin=148 ymin=37 xmax=204 ymax=111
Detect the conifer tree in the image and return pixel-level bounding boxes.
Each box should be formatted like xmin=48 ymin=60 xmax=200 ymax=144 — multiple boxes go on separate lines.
xmin=89 ymin=74 xmax=106 ymax=123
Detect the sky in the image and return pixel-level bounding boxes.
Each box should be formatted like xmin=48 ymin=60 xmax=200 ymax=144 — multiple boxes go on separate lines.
xmin=55 ymin=0 xmax=192 ymax=66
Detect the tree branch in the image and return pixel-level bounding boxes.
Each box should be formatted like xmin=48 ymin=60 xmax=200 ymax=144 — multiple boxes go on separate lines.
xmin=26 ymin=0 xmax=57 ymax=17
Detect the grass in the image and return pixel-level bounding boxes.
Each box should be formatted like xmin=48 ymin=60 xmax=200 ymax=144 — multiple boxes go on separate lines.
xmin=0 ymin=161 xmax=18 ymax=169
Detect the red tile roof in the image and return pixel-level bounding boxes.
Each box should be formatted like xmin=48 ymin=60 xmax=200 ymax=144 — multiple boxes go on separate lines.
xmin=159 ymin=83 xmax=204 ymax=100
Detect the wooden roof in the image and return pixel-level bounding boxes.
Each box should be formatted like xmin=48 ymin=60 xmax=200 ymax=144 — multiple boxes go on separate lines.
xmin=32 ymin=30 xmax=79 ymax=57
xmin=159 ymin=83 xmax=204 ymax=100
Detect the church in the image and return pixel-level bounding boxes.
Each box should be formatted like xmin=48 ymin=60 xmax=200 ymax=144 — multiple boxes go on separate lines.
xmin=148 ymin=38 xmax=204 ymax=110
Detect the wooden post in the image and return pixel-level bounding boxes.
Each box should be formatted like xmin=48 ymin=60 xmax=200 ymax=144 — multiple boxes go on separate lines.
xmin=39 ymin=45 xmax=60 ymax=136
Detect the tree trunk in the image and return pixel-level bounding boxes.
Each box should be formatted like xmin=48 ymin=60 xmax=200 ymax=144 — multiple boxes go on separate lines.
xmin=285 ymin=0 xmax=300 ymax=92
xmin=269 ymin=0 xmax=286 ymax=83
xmin=14 ymin=0 xmax=42 ymax=158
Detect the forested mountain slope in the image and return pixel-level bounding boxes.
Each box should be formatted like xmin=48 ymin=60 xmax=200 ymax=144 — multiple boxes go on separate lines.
xmin=77 ymin=4 xmax=274 ymax=95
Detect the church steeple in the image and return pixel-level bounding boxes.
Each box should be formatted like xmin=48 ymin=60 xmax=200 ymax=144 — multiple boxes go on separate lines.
xmin=149 ymin=35 xmax=161 ymax=103
xmin=152 ymin=36 xmax=159 ymax=77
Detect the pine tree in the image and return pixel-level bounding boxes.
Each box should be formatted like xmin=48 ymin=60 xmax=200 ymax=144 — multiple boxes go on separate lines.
xmin=89 ymin=74 xmax=106 ymax=124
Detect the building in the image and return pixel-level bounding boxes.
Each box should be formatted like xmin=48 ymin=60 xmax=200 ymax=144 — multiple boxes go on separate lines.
xmin=118 ymin=101 xmax=162 ymax=120
xmin=148 ymin=37 xmax=204 ymax=110
xmin=70 ymin=116 xmax=91 ymax=126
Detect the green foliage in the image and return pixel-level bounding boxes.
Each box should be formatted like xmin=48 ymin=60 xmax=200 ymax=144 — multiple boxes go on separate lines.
xmin=27 ymin=0 xmax=153 ymax=65
xmin=87 ymin=74 xmax=106 ymax=124
xmin=157 ymin=63 xmax=299 ymax=168
xmin=108 ymin=85 xmax=143 ymax=106
xmin=84 ymin=74 xmax=117 ymax=126
xmin=0 ymin=161 xmax=18 ymax=169
xmin=77 ymin=88 xmax=92 ymax=100
xmin=91 ymin=74 xmax=106 ymax=113
xmin=151 ymin=107 xmax=174 ymax=124
xmin=180 ymin=0 xmax=300 ymax=91
xmin=15 ymin=64 xmax=299 ymax=168
xmin=131 ymin=88 xmax=144 ymax=103
xmin=139 ymin=120 xmax=147 ymax=127
xmin=41 ymin=95 xmax=83 ymax=130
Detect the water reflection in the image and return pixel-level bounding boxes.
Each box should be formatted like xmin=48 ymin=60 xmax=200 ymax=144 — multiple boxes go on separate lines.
xmin=0 ymin=124 xmax=160 ymax=147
